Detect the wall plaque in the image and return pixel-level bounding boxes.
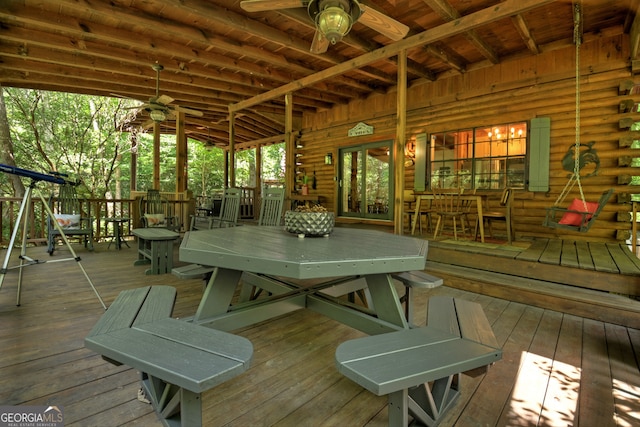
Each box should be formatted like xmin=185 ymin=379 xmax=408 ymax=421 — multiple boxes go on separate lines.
xmin=348 ymin=122 xmax=374 ymax=137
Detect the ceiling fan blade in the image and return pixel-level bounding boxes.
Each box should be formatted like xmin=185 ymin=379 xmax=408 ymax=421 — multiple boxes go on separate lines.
xmin=240 ymin=0 xmax=305 ymax=12
xmin=156 ymin=94 xmax=174 ymax=105
xmin=172 ymin=105 xmax=204 ymax=117
xmin=310 ymin=29 xmax=329 ymax=54
xmin=358 ymin=5 xmax=409 ymax=41
xmin=123 ymin=105 xmax=145 ymax=110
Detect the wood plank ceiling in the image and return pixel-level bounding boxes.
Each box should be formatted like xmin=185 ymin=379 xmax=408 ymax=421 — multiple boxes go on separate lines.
xmin=1 ymin=0 xmax=639 ymax=150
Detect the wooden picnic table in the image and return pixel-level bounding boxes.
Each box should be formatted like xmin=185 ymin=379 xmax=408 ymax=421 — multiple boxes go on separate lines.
xmin=179 ymin=226 xmax=428 ymax=334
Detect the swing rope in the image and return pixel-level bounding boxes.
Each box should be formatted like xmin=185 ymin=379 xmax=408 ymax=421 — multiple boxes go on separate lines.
xmin=554 ymin=1 xmax=587 ymax=209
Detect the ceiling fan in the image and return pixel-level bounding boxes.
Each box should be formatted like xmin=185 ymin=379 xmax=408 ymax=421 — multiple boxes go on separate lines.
xmin=120 ymin=63 xmax=203 ymax=123
xmin=240 ymin=0 xmax=409 ymax=54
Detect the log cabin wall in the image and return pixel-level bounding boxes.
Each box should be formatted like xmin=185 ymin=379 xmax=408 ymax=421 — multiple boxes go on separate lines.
xmin=296 ymin=32 xmax=639 ymax=243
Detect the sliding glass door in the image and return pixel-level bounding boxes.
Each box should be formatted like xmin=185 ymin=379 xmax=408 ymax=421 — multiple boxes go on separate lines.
xmin=338 ymin=141 xmax=393 ymax=220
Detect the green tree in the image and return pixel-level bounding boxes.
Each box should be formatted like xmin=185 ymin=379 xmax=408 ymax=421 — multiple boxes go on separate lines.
xmin=1 ymin=88 xmax=287 ymax=202
xmin=1 ymin=88 xmax=134 ymax=199
xmin=0 ymin=85 xmax=25 ymax=197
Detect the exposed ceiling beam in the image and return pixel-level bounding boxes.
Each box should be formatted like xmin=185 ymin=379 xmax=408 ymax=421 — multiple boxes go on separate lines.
xmin=512 ymin=14 xmax=540 ymax=54
xmin=230 ymin=0 xmax=558 ymax=112
xmin=421 ymin=0 xmax=499 ymax=64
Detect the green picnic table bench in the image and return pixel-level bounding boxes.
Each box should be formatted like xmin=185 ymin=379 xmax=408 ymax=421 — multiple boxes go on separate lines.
xmin=85 ymin=285 xmax=253 ymax=427
xmin=392 ymin=270 xmax=443 ymax=321
xmin=335 ymin=296 xmax=501 ymax=427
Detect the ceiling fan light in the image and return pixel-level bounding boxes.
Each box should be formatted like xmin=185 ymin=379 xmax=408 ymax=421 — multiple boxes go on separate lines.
xmin=317 ymin=5 xmax=352 ymax=45
xmin=149 ymin=109 xmax=166 ymax=122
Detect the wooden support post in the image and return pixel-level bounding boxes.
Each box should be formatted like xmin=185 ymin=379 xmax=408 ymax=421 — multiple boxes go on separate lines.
xmin=394 ymin=49 xmax=407 ymax=235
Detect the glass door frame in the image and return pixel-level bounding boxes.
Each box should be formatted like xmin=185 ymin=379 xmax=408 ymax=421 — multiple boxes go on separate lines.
xmin=338 ymin=140 xmax=394 ymax=220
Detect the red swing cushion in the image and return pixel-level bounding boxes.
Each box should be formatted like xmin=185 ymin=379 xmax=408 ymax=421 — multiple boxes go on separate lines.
xmin=558 ymin=199 xmax=599 ymax=226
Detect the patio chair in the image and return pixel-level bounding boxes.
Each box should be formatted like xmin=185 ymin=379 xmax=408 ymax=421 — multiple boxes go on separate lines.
xmin=189 ymin=195 xmax=221 ymax=231
xmin=176 ymin=188 xmax=242 ymax=280
xmin=243 ymin=187 xmax=285 ymax=300
xmin=139 ymin=189 xmax=180 ymax=232
xmin=47 ymin=184 xmax=94 ymax=255
xmin=258 ymin=187 xmax=285 ymax=226
xmin=210 ymin=187 xmax=241 ymax=228
xmin=405 ymin=189 xmax=433 ymax=235
xmin=190 ymin=188 xmax=241 ymax=231
xmin=476 ymin=188 xmax=513 ymax=244
xmin=432 ymin=189 xmax=470 ymax=240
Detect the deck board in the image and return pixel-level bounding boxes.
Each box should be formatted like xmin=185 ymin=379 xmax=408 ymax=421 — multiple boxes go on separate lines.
xmin=607 ymin=243 xmax=640 ymax=275
xmin=0 ymin=240 xmax=639 ymax=426
xmin=539 ymin=239 xmax=562 ymax=265
xmin=561 ymin=240 xmax=580 ymax=269
xmin=516 ymin=238 xmax=548 ymax=262
xmin=575 ymin=240 xmax=596 ymax=270
xmin=589 ymin=243 xmax=620 ymax=273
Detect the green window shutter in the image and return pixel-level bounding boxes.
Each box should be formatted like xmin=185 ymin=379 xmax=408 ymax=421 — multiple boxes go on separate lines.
xmin=414 ymin=133 xmax=427 ymax=191
xmin=529 ymin=117 xmax=550 ymax=192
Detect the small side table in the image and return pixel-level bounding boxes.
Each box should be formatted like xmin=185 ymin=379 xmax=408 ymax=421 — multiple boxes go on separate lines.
xmin=104 ymin=217 xmax=130 ymax=250
xmin=132 ymin=228 xmax=180 ymax=275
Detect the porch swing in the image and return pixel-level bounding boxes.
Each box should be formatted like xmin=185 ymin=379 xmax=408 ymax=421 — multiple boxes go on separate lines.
xmin=543 ymin=2 xmax=614 ymax=233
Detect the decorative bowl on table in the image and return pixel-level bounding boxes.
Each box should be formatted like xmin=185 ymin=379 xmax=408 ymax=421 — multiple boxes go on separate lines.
xmin=284 ymin=210 xmax=334 ymax=237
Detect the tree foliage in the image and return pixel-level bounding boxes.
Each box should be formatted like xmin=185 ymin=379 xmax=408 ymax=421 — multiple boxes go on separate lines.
xmin=0 ymin=88 xmax=286 ymax=201
xmin=1 ymin=87 xmax=134 ymax=199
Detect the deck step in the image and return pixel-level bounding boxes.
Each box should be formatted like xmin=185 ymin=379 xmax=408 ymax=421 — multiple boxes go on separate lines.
xmin=426 ymin=261 xmax=640 ymax=330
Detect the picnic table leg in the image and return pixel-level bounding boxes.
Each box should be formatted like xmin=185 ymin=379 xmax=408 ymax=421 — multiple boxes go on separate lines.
xmin=388 ymin=389 xmax=409 ymax=427
xmin=142 ymin=373 xmax=203 ymax=427
xmin=364 ymin=273 xmax=408 ymax=330
xmin=180 ymin=389 xmax=203 ymax=427
xmin=194 ymin=267 xmax=243 ymax=322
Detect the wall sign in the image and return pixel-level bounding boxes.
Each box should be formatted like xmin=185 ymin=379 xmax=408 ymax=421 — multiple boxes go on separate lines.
xmin=348 ymin=122 xmax=374 ymax=137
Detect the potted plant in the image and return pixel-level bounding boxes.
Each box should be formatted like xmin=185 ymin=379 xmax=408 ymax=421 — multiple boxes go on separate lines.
xmin=301 ymin=175 xmax=309 ymax=195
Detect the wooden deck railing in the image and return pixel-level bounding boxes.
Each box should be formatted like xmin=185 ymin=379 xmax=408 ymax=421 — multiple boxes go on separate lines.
xmin=0 ymin=188 xmax=259 ymax=247
xmin=0 ymin=196 xmax=136 ymax=246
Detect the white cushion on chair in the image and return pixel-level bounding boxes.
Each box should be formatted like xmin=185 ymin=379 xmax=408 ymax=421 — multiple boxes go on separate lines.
xmin=54 ymin=214 xmax=81 ymax=230
xmin=144 ymin=213 xmax=166 ymax=227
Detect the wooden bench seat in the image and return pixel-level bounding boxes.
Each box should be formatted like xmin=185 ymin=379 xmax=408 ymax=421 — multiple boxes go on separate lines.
xmin=392 ymin=270 xmax=443 ymax=321
xmin=335 ymin=296 xmax=501 ymax=427
xmin=85 ymin=285 xmax=253 ymax=427
xmin=172 ymin=263 xmax=216 ymax=280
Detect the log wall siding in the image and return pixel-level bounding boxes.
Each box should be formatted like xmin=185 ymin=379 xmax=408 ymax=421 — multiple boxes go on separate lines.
xmin=297 ymin=33 xmax=639 ymax=243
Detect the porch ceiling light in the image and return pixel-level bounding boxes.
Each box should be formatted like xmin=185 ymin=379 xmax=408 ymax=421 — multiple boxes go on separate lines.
xmin=315 ymin=0 xmax=353 ymax=45
xmin=149 ymin=109 xmax=166 ymax=122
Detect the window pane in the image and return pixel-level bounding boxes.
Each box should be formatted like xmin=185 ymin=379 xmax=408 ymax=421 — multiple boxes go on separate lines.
xmin=341 ymin=151 xmax=362 ymax=213
xmin=365 ymin=146 xmax=390 ymax=214
xmin=428 ymin=121 xmax=527 ymax=191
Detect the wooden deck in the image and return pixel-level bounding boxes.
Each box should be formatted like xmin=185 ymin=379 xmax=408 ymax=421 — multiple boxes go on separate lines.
xmin=1 ymin=240 xmax=640 ymax=426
